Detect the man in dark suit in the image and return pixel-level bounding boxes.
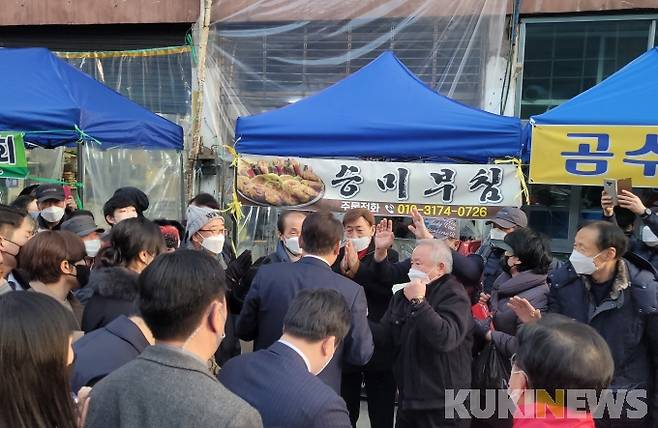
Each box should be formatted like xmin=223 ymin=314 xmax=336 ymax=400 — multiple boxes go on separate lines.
xmin=221 ymin=289 xmax=352 ymax=428
xmin=237 ymin=211 xmax=374 ymax=393
xmin=70 ymin=314 xmax=153 ymax=393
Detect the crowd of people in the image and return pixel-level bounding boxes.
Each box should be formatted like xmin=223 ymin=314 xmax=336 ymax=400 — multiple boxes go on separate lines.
xmin=0 ymin=182 xmax=656 ymax=428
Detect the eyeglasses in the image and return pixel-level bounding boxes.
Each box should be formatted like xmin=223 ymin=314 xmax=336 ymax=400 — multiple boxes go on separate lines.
xmin=198 ymin=228 xmax=226 ymax=235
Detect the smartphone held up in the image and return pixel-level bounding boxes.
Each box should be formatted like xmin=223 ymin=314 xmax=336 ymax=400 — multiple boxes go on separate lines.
xmin=603 ymin=178 xmax=632 ymax=206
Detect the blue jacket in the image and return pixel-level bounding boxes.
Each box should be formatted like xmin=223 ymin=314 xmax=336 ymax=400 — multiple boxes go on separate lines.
xmin=71 ymin=315 xmax=149 ymax=393
xmin=237 ymin=256 xmax=374 ymax=393
xmin=547 ymin=257 xmax=658 ymax=419
xmin=219 ymin=341 xmax=351 ymax=428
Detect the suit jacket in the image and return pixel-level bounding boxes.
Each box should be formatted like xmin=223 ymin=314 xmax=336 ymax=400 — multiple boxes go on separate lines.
xmin=237 ymin=256 xmax=374 ymax=393
xmin=71 ymin=315 xmax=149 ymax=393
xmin=219 ymin=341 xmax=351 ymax=428
xmin=85 ymin=344 xmax=262 ymax=428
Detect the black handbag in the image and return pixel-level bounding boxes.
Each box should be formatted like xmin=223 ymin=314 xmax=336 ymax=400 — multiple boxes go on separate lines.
xmin=472 ymin=341 xmax=511 ymax=390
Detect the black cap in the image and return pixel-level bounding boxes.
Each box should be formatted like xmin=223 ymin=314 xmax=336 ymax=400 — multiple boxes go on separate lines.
xmin=35 ymin=184 xmax=65 ymax=203
xmin=113 ymin=187 xmax=149 ymax=214
xmin=61 ymin=215 xmax=105 ymax=237
xmin=486 ymin=207 xmax=528 ymax=229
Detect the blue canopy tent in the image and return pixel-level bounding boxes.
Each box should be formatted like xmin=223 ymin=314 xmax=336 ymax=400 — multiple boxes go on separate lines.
xmin=235 ymin=51 xmax=522 ymax=163
xmin=0 ymin=47 xmax=183 ymax=150
xmin=528 ymin=47 xmax=658 ymax=188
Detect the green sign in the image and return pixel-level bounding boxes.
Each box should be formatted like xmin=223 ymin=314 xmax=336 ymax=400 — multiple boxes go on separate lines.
xmin=0 ymin=132 xmax=28 ymax=179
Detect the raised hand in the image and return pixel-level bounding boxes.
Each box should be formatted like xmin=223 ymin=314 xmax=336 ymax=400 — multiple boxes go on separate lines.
xmin=403 ymin=278 xmax=427 ymax=302
xmin=601 ymin=190 xmax=614 ymax=217
xmin=507 ymin=296 xmax=541 ymax=323
xmin=617 ymin=190 xmax=646 ymax=215
xmin=374 ymin=219 xmax=394 ymax=262
xmin=408 ymin=207 xmax=433 ymax=240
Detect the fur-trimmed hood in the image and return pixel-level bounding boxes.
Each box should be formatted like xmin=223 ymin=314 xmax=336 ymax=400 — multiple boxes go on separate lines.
xmin=89 ymin=266 xmax=139 ymax=301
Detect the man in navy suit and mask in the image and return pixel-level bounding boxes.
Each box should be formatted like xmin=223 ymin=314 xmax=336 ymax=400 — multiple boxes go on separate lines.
xmin=237 ymin=211 xmax=373 ymax=393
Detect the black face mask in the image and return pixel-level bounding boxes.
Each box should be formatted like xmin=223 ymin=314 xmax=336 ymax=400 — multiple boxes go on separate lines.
xmin=500 ymin=255 xmax=512 ymax=275
xmin=74 ymin=264 xmax=91 ymax=288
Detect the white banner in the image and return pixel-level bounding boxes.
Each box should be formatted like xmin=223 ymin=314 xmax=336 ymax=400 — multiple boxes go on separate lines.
xmin=236 ymin=155 xmax=522 ymax=218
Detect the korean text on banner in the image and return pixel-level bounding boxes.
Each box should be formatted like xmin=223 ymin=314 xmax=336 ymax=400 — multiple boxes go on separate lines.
xmin=0 ymin=133 xmax=28 ymax=180
xmin=530 ymin=125 xmax=658 ymax=187
xmin=236 ymin=155 xmax=523 ymax=219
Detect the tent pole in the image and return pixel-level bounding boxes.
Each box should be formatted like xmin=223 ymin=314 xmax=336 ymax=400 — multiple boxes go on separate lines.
xmin=77 ymin=142 xmax=85 ymax=208
xmin=179 ymin=151 xmax=186 ymax=221
xmin=186 ymin=0 xmax=213 ymax=201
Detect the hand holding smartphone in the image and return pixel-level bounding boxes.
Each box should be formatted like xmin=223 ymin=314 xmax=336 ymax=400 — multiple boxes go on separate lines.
xmin=603 ymin=178 xmax=632 ymax=206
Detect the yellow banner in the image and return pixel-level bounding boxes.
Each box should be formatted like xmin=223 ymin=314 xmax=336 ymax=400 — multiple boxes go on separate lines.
xmin=530 ymin=125 xmax=658 ymax=187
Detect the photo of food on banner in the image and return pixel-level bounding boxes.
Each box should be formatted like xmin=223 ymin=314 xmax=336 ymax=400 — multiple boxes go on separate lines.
xmin=237 ymin=158 xmax=324 ymax=207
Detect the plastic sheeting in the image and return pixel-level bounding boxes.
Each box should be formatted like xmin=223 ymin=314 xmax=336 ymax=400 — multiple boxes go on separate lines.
xmin=82 ymin=145 xmax=183 ymax=223
xmin=60 ymin=47 xmax=193 ymax=220
xmin=202 ymin=0 xmax=510 ymax=253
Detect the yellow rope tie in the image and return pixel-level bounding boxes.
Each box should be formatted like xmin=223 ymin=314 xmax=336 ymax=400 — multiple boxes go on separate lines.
xmin=494 ymin=158 xmax=529 ymax=205
xmin=219 ymin=144 xmax=244 ymax=222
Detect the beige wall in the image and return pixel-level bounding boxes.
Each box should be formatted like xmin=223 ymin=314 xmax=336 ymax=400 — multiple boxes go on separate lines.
xmin=2 ymin=0 xmax=657 ymax=26
xmin=1 ymin=0 xmax=198 ymax=26
xmin=212 ymin=0 xmax=658 ymax=22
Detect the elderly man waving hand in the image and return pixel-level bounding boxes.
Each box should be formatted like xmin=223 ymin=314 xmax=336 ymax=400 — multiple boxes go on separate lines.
xmin=372 ymin=224 xmax=473 ymax=428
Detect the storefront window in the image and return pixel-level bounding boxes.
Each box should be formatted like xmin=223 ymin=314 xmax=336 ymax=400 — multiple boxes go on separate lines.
xmin=579 ymin=186 xmax=605 ymax=223
xmin=521 ymin=20 xmax=652 ymax=119
xmin=526 ymin=184 xmax=571 ymax=240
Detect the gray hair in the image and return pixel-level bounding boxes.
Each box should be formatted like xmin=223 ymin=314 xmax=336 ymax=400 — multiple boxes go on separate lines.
xmin=416 ymin=239 xmax=453 ymax=274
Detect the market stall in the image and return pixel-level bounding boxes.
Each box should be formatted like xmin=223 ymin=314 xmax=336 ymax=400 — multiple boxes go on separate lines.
xmin=529 ymin=47 xmax=658 ymax=188
xmin=0 ymin=47 xmax=184 ymax=216
xmin=526 ymin=47 xmax=658 ymax=251
xmin=234 ymin=51 xmax=527 ymax=222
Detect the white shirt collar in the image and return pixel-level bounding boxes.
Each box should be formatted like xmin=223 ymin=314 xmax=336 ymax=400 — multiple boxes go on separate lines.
xmin=7 ymin=272 xmax=23 ymax=291
xmin=302 ymin=254 xmax=331 ymax=266
xmin=278 ymin=339 xmax=311 ymax=372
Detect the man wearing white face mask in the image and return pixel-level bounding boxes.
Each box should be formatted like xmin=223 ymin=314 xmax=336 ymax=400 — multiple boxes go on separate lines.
xmin=34 ymin=184 xmax=70 ymax=232
xmin=335 ymin=208 xmax=399 ymax=428
xmin=264 ymin=210 xmax=307 ymax=264
xmin=61 ymin=214 xmax=105 ymax=261
xmin=220 ymin=289 xmax=352 ymax=428
xmin=184 ymin=204 xmax=245 ymax=367
xmin=238 ymin=211 xmax=374 ymax=395
xmin=372 ymin=239 xmax=472 ymax=428
xmin=511 ymin=221 xmax=658 ymax=427
xmin=185 ymin=205 xmax=226 ymax=259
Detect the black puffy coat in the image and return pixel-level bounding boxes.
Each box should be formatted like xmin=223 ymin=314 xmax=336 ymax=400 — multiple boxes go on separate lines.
xmin=489 ymin=270 xmax=549 ymax=359
xmin=81 ymin=266 xmax=139 ymax=333
xmin=374 ymin=274 xmax=473 ymax=411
